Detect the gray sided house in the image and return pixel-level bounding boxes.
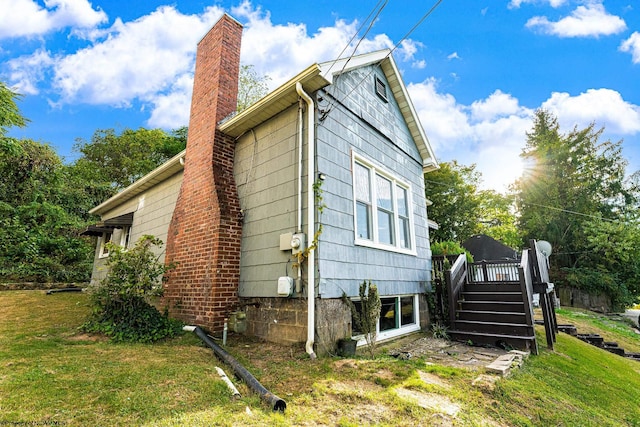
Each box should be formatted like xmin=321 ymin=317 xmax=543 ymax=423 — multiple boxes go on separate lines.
xmin=84 ymin=15 xmax=438 ymax=356
xmin=82 ymin=155 xmax=185 ymax=284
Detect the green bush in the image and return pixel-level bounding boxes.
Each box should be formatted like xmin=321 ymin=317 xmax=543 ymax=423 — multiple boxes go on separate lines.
xmin=431 ymin=240 xmax=473 ymax=263
xmin=82 ymin=235 xmax=182 ymax=342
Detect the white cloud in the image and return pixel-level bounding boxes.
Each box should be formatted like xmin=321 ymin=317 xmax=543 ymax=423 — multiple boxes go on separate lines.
xmin=620 ymin=32 xmax=640 ymax=64
xmin=541 ymin=88 xmax=640 ymax=134
xmin=51 ymin=6 xmax=224 ymax=106
xmin=146 ymin=74 xmax=194 ymax=129
xmin=509 ymin=0 xmax=568 ymax=9
xmin=447 ymin=52 xmax=460 ymax=60
xmin=7 ymin=49 xmax=54 ymax=95
xmin=412 ymin=60 xmax=427 ymax=69
xmin=408 ymin=78 xmax=473 ymax=151
xmin=0 ymin=0 xmax=107 ymax=39
xmin=409 ymin=79 xmax=539 ymax=191
xmin=525 ymin=3 xmax=627 ymax=37
xmin=470 ymin=90 xmax=525 ymax=122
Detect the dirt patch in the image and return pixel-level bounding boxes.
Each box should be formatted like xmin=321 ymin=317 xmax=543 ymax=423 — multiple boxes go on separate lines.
xmin=417 ymin=370 xmax=451 ymax=389
xmin=67 ymin=333 xmax=107 ymax=342
xmin=389 ymin=335 xmax=509 ymax=370
xmin=395 ymin=387 xmax=460 ymax=416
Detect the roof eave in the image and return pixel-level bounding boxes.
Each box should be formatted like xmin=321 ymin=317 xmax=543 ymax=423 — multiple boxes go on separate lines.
xmin=219 ymin=64 xmax=330 ymax=138
xmin=89 ymin=150 xmax=186 ymax=216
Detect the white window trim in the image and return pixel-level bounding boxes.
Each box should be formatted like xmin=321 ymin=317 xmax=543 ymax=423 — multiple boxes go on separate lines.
xmin=352 ymin=294 xmax=421 ymax=346
xmin=98 ymin=226 xmax=131 ymax=258
xmin=98 ymin=231 xmax=112 ymax=259
xmin=351 ymin=152 xmax=417 ymax=255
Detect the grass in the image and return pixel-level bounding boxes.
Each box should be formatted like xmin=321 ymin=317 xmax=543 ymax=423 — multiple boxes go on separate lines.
xmin=1 ymin=291 xmax=640 ymax=426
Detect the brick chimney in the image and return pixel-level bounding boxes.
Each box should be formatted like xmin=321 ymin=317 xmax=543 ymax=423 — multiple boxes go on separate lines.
xmin=163 ymin=14 xmax=243 ymax=332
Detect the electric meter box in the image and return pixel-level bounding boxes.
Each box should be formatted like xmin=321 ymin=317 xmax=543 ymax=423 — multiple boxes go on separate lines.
xmin=277 ymin=276 xmax=294 ymax=297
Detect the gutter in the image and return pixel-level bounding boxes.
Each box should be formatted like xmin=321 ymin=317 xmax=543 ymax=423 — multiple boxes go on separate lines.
xmin=296 ymin=82 xmax=317 ymax=360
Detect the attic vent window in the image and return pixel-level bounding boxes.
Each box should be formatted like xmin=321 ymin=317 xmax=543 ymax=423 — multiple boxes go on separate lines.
xmin=374 ymin=76 xmax=388 ymax=102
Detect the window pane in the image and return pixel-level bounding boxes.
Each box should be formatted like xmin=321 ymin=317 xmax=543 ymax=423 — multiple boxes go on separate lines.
xmin=355 ymin=163 xmax=370 ymax=203
xmin=379 ymin=298 xmax=397 ymax=331
xmin=356 ymin=202 xmax=371 ymax=240
xmin=376 ymin=174 xmax=392 ymax=210
xmin=400 ymin=296 xmax=415 ymax=326
xmin=377 ymin=209 xmax=394 ymax=245
xmin=399 ymin=217 xmax=410 ymax=249
xmin=397 ymin=186 xmax=408 ymax=216
xmin=351 ymin=301 xmax=363 ymax=336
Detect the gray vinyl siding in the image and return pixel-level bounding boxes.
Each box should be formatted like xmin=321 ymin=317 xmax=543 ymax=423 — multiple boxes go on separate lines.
xmin=316 ymin=64 xmax=431 ymax=298
xmin=235 ymin=105 xmax=305 ymax=297
xmin=89 ymin=171 xmax=183 ymax=284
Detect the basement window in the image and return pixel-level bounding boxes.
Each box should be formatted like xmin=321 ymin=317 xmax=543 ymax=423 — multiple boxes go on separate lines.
xmin=351 ymin=294 xmax=420 ymax=343
xmin=374 ymin=76 xmax=388 ymax=102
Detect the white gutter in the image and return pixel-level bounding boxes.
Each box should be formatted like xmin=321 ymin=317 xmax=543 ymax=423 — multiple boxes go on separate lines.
xmin=296 ymin=82 xmax=317 ymax=360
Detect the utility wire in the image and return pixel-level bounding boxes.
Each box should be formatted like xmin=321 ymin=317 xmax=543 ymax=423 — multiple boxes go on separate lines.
xmin=322 ymin=0 xmax=389 ymax=117
xmin=324 ymin=0 xmax=388 ymax=76
xmin=327 ymin=0 xmax=445 ymax=115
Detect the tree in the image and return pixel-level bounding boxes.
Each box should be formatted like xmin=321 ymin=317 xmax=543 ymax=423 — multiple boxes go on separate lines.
xmin=425 ymin=161 xmax=481 ymax=242
xmin=237 ymin=64 xmax=270 ymax=112
xmin=477 ymin=190 xmax=520 ymax=249
xmin=72 ymin=127 xmax=187 ymax=191
xmin=514 ymin=109 xmax=640 ymax=309
xmin=0 ymin=82 xmax=28 ymax=154
xmin=0 ymin=139 xmax=94 ymax=282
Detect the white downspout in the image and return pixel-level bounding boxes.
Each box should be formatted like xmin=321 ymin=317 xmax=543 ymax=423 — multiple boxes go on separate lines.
xmin=296 ymin=82 xmax=317 ymax=360
xmin=297 ymin=98 xmax=303 ymax=234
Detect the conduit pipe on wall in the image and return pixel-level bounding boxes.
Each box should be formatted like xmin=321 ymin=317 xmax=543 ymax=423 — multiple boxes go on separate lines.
xmin=184 ymin=325 xmax=286 ymax=412
xmin=295 ymin=82 xmax=317 ymax=360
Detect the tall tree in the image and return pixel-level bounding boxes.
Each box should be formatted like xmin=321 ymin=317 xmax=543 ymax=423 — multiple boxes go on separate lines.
xmin=236 ymin=64 xmax=270 ymax=112
xmin=425 ymin=161 xmax=481 ymax=242
xmin=0 ymin=82 xmax=28 ymax=154
xmin=477 ymin=190 xmax=520 ymax=249
xmin=72 ymin=127 xmax=187 ymax=191
xmin=514 ymin=109 xmax=640 ymax=309
xmin=0 ymin=139 xmax=94 ymax=282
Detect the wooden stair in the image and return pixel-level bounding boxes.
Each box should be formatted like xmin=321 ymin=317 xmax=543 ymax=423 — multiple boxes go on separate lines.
xmin=449 ymin=282 xmax=537 ymax=352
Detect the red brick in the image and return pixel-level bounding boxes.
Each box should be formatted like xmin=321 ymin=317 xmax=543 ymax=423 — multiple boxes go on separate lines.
xmin=163 ymin=15 xmax=243 ymax=333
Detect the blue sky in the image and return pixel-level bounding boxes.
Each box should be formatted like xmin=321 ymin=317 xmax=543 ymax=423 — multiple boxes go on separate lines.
xmin=1 ymin=0 xmax=639 ymax=191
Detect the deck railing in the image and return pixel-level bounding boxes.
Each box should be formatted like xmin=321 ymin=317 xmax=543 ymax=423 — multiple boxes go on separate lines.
xmin=467 ymin=260 xmax=520 ymax=284
xmin=445 ymin=254 xmax=468 ymax=327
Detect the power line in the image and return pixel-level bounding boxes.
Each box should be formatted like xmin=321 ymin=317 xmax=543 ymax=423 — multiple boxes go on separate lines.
xmin=327 ymin=0 xmax=445 ymax=115
xmin=323 ymin=0 xmax=388 ymax=77
xmin=520 ymin=202 xmax=621 ymax=223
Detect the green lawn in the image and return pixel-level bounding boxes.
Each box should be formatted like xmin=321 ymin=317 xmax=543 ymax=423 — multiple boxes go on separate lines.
xmin=2 ymin=291 xmax=640 ymax=426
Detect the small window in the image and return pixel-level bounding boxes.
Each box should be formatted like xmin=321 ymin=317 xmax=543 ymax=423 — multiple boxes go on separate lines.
xmin=350 ymin=294 xmax=420 ymax=343
xmin=374 ymin=76 xmax=388 ymax=102
xmin=99 ymin=231 xmax=113 ymax=258
xmin=98 ymin=226 xmax=131 ymax=258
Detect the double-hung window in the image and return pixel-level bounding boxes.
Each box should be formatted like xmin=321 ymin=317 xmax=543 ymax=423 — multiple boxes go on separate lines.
xmin=353 ymin=154 xmax=415 ymax=254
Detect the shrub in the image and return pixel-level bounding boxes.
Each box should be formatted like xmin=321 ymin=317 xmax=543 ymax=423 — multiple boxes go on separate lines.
xmin=82 ymin=235 xmax=182 ymax=342
xmin=342 ymin=281 xmax=381 ymax=358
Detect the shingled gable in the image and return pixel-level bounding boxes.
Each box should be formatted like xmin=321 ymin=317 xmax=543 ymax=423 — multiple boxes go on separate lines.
xmin=219 ymin=49 xmax=438 ymax=172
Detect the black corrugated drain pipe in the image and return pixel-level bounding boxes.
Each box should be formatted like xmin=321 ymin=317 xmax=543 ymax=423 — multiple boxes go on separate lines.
xmin=185 ymin=325 xmax=286 ymax=412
